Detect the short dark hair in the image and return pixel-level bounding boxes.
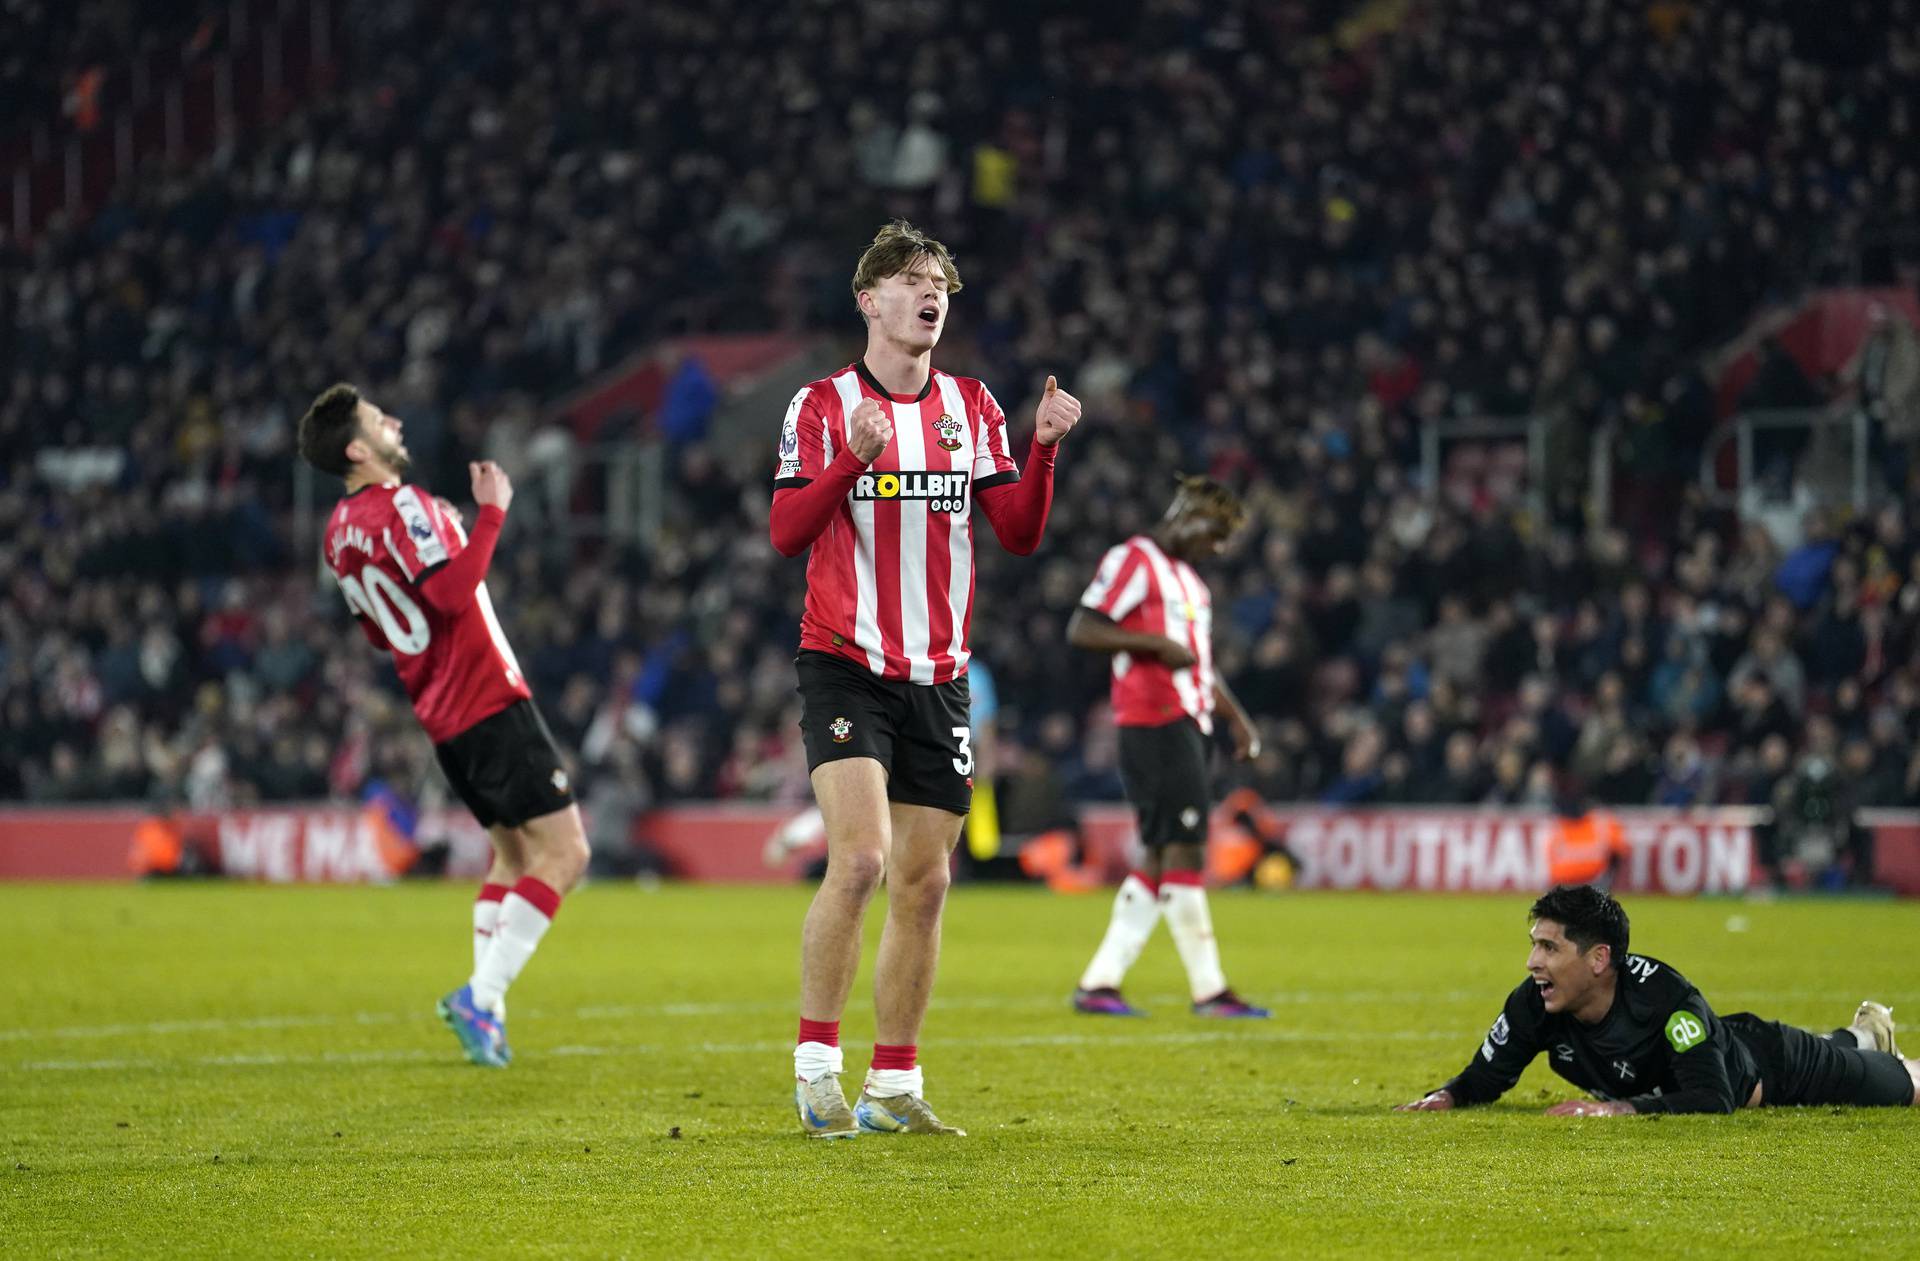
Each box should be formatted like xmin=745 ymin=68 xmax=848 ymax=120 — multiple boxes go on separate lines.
xmin=297 ymin=382 xmax=364 ymax=478
xmin=1529 ymin=884 xmax=1630 ymax=970
xmin=1170 ymin=473 xmax=1248 ymax=533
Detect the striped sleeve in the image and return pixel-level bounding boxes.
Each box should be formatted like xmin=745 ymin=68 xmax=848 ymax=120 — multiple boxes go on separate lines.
xmin=970 ymin=383 xmax=1018 ymax=490
xmin=386 ymin=486 xmax=457 ymax=582
xmin=773 ymin=385 xmax=835 ymax=489
xmin=1081 ymin=541 xmax=1153 ymax=624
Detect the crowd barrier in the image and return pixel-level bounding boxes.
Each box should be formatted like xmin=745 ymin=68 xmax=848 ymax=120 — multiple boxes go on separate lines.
xmin=3 ymin=803 xmax=1917 ymax=895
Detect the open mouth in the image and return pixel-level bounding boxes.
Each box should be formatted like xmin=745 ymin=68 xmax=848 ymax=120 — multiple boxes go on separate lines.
xmin=1535 ymin=978 xmax=1556 ymax=1001
xmin=918 ymin=305 xmax=940 ymax=326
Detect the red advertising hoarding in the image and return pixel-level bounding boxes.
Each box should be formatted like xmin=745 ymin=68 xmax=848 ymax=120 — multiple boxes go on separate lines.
xmin=3 ymin=803 xmax=1915 ymax=896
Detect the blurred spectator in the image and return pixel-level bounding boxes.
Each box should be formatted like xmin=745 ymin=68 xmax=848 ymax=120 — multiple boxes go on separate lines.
xmin=3 ymin=0 xmax=1919 ymax=829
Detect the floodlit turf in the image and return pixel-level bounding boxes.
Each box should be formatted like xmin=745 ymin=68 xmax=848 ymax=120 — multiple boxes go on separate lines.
xmin=2 ymin=882 xmax=1914 ymax=1259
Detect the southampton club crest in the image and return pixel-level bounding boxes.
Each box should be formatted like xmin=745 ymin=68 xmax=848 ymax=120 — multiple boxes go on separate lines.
xmin=933 ymin=413 xmax=963 ymax=452
xmin=829 ymin=716 xmax=853 ymax=744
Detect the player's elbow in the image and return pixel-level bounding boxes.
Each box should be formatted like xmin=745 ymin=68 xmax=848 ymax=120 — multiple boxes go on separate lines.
xmin=414 ymin=575 xmax=460 ymax=617
xmin=769 ymin=522 xmax=805 ymax=558
xmin=996 ymin=524 xmax=1043 ymax=557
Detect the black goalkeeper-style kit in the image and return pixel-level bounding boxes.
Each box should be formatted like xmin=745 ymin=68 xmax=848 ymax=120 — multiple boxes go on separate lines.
xmin=1439 ymin=954 xmax=1913 ymax=1113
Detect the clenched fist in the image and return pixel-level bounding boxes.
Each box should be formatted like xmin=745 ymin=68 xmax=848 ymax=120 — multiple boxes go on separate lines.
xmin=848 ymin=397 xmax=893 ymax=462
xmin=1034 ymin=375 xmax=1082 ymax=446
xmin=470 ymin=460 xmax=513 ymax=512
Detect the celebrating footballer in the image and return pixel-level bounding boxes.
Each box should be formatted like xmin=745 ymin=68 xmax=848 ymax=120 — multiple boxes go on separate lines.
xmin=299 ymin=386 xmax=589 ymax=1069
xmin=769 ymin=221 xmax=1081 ymax=1138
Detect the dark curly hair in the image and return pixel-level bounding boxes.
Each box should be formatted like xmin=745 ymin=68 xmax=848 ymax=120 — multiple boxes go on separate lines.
xmin=296 ymin=382 xmax=364 ymax=478
xmin=1529 ymin=884 xmax=1630 ymax=971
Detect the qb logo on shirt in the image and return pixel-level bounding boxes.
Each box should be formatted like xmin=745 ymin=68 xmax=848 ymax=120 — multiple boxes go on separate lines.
xmin=1665 ymin=1010 xmax=1707 ymax=1053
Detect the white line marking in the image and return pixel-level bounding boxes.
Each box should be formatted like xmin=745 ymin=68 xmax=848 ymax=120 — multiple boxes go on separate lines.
xmin=12 ymin=1027 xmax=1467 ymax=1073
xmin=0 ymin=988 xmax=1890 ymax=1045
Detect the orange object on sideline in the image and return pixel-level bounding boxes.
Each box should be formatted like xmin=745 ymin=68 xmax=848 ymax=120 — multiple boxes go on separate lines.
xmin=128 ymin=815 xmax=183 ymax=876
xmin=1547 ymin=811 xmax=1625 ymax=886
xmin=1208 ymin=830 xmax=1263 ymax=884
xmin=1018 ymin=829 xmax=1077 ymax=881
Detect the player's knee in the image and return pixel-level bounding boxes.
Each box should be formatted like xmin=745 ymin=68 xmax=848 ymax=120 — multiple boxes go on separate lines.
xmin=825 ymin=848 xmax=887 ymax=897
xmin=888 ymin=859 xmax=950 ymax=915
xmin=523 ymin=822 xmax=589 ymax=890
xmin=558 ymin=832 xmax=590 ymax=885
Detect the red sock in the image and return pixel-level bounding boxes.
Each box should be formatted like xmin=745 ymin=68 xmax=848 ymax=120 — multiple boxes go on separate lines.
xmin=871 ymin=1043 xmax=917 ymax=1071
xmin=1161 ymin=869 xmax=1204 ymax=887
xmin=478 ymin=882 xmax=509 ymax=906
xmin=510 ymin=876 xmax=562 ymax=920
xmin=1127 ymin=869 xmax=1160 ymax=894
xmin=798 ymin=1018 xmax=840 ymax=1047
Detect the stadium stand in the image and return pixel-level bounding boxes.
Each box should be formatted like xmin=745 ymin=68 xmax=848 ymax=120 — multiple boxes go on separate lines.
xmin=4 ymin=0 xmax=1919 ymax=881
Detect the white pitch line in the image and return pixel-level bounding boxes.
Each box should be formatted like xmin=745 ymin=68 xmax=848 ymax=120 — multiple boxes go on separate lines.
xmin=0 ymin=989 xmax=1468 ymax=1043
xmin=11 ymin=1026 xmax=1467 ymax=1073
xmin=0 ymin=987 xmax=1891 ymax=1045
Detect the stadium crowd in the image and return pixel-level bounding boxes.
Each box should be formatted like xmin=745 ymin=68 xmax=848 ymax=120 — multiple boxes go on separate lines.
xmin=4 ymin=0 xmax=1920 ymax=872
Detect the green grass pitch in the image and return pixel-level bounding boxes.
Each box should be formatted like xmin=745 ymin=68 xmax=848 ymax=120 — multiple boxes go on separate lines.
xmin=2 ymin=882 xmax=1914 ymax=1258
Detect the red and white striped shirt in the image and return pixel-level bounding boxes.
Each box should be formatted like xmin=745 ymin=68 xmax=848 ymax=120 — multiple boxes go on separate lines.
xmin=772 ymin=362 xmax=1020 ymax=683
xmin=323 ymin=485 xmax=530 ymax=743
xmin=1080 ymin=534 xmax=1216 ymax=733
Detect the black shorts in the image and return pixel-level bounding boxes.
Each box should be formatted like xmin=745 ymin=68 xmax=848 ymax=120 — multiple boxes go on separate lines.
xmin=1118 ymin=718 xmax=1212 ymax=849
xmin=1726 ymin=1014 xmax=1915 ymax=1108
xmin=795 ymin=650 xmax=972 ymax=816
xmin=433 ymin=699 xmax=576 ymax=829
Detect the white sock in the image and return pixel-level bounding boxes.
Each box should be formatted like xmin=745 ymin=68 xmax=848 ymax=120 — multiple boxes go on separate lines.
xmin=1842 ymin=1025 xmax=1875 ymax=1051
xmin=864 ymin=1066 xmax=924 ymax=1099
xmin=794 ymin=1041 xmax=844 ymax=1083
xmin=1078 ymin=875 xmax=1162 ymax=991
xmin=1160 ymin=878 xmax=1228 ymax=1002
xmin=473 ymin=893 xmax=503 ymax=974
xmin=470 ymin=884 xmax=558 ymax=1016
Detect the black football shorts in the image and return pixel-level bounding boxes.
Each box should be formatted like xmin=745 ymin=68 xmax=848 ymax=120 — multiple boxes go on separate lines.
xmin=1118 ymin=717 xmax=1212 ymax=848
xmin=433 ymin=699 xmax=576 ymax=829
xmin=796 ymin=650 xmax=973 ymax=816
xmin=1726 ymin=1014 xmax=1916 ymax=1107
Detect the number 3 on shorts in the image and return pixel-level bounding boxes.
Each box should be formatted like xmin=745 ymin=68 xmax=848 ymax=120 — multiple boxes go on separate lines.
xmin=951 ymin=726 xmax=974 ymax=777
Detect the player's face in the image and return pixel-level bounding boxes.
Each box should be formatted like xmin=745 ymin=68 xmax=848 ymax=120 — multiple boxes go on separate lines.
xmin=354 ymin=399 xmax=411 ymax=477
xmin=863 ymin=258 xmax=949 ymax=353
xmin=1526 ymin=919 xmax=1605 ymax=1015
xmin=1166 ymin=503 xmax=1236 ymax=561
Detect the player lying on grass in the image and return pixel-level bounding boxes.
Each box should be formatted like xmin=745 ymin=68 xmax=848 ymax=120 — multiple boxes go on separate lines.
xmin=299 ymin=384 xmax=589 ymax=1069
xmin=1398 ymin=884 xmax=1918 ymax=1115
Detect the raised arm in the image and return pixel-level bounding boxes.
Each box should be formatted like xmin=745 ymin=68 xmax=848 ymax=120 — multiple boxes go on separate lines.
xmin=416 ymin=463 xmax=510 ymax=616
xmin=769 ymin=390 xmax=888 ymax=558
xmin=975 ymin=376 xmax=1080 ymax=556
xmin=976 ymin=436 xmax=1056 ymax=556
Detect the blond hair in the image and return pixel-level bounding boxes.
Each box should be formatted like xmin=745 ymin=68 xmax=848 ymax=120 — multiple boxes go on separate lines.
xmin=851 ymin=220 xmax=963 ymax=313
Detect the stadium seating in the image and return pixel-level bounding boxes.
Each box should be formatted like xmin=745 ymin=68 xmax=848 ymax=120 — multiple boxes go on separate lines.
xmin=3 ymin=0 xmax=1918 ymax=851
